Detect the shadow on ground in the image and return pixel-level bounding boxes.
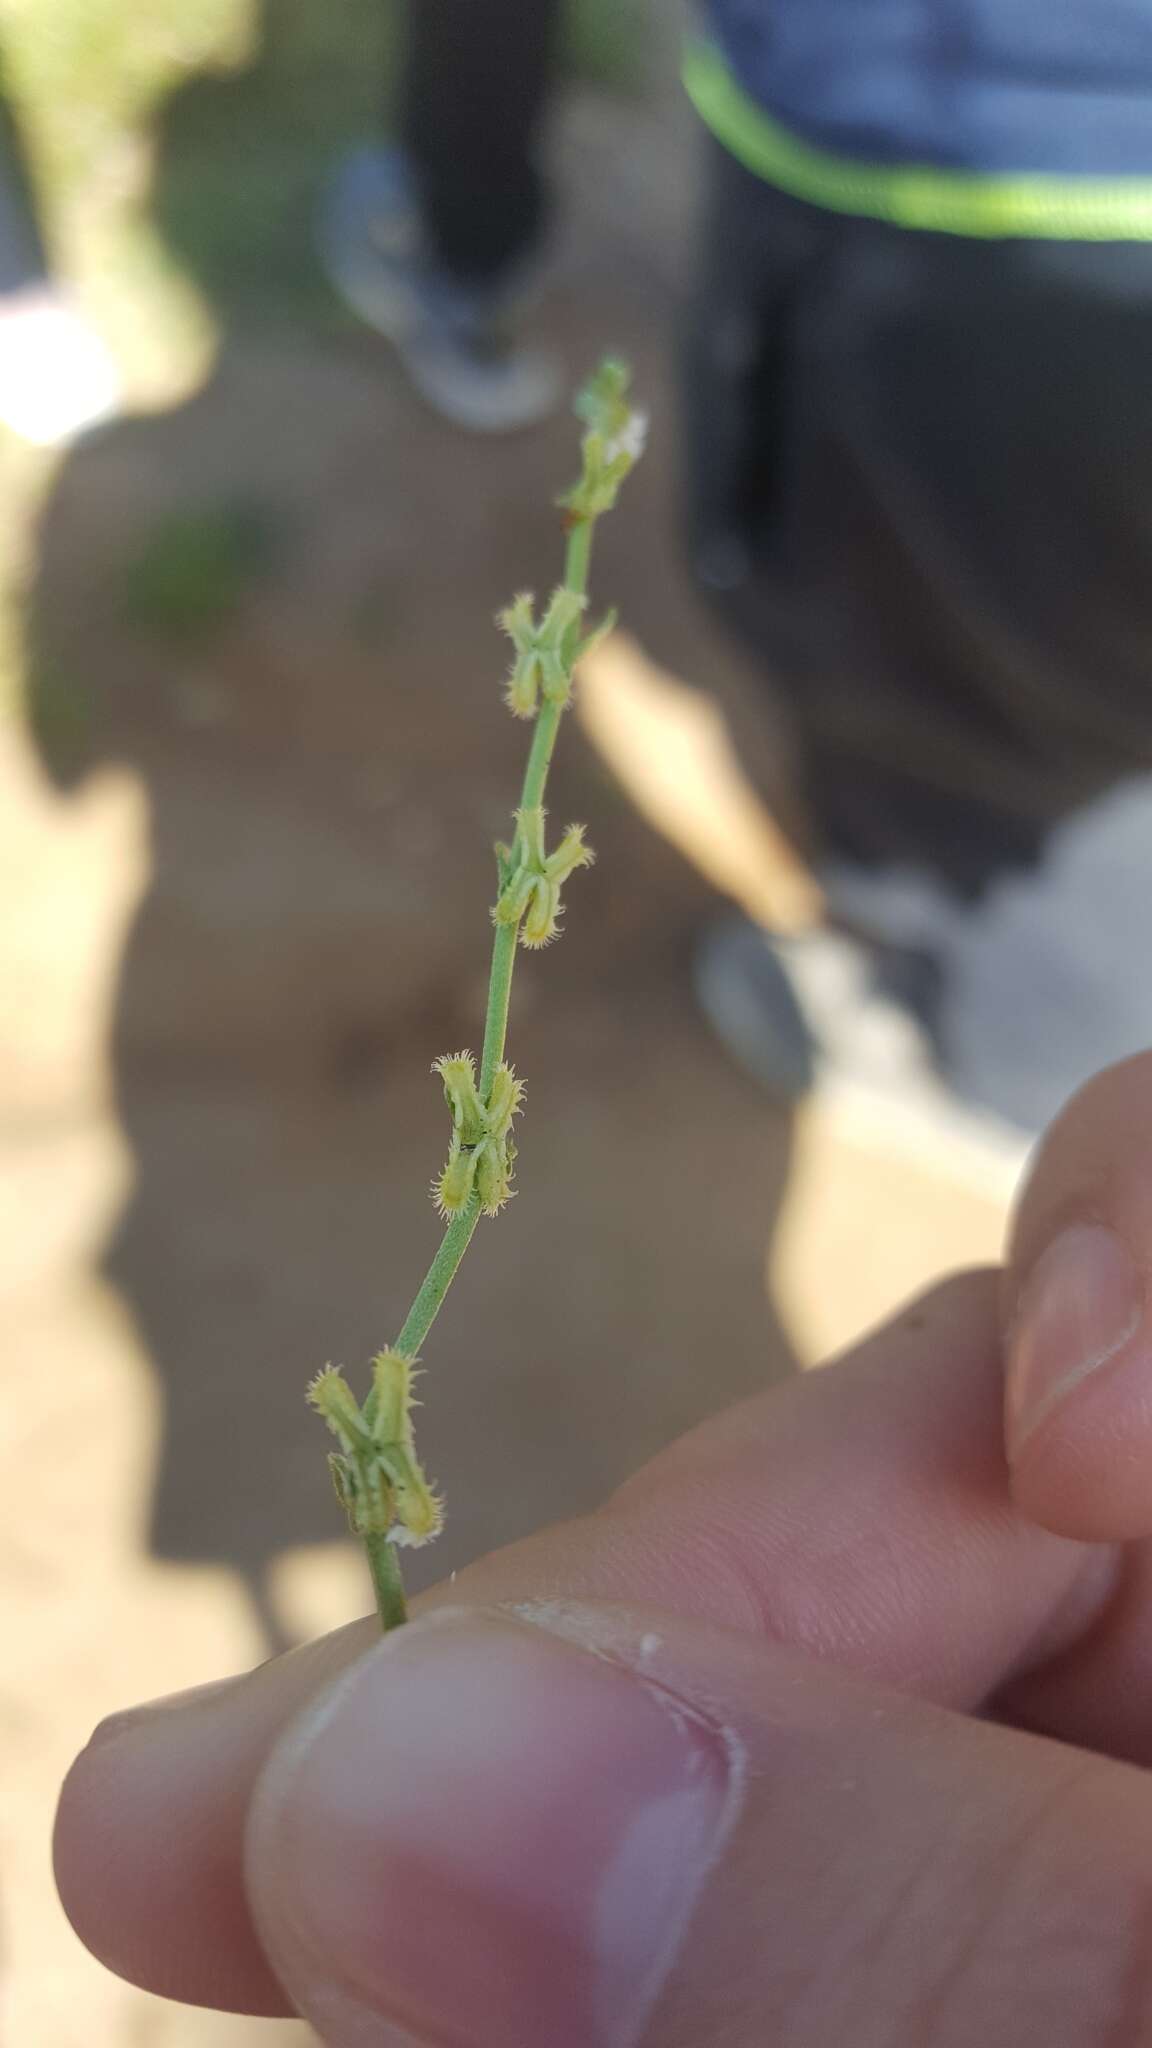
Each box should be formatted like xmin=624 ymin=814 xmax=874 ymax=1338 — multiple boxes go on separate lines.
xmin=24 ymin=39 xmax=798 ymax=1640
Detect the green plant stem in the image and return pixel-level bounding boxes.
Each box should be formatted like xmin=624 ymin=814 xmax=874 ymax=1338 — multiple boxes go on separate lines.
xmin=364 ymin=1531 xmax=409 ymax=1631
xmin=360 ymin=513 xmax=597 ymax=1631
xmin=481 ymin=517 xmax=592 ymax=1090
xmin=564 ymin=514 xmax=594 ymax=623
xmin=478 ymin=923 xmax=519 ymax=1097
xmin=363 ymin=1202 xmax=482 ymax=1439
xmin=395 ymin=1201 xmax=483 ymax=1357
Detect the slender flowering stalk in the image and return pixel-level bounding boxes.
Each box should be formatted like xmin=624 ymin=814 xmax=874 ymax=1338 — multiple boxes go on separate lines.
xmin=309 ymin=360 xmax=646 ymax=1630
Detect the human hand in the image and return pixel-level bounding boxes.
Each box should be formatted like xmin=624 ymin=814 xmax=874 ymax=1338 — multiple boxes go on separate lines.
xmin=55 ymin=1052 xmax=1152 ymax=2046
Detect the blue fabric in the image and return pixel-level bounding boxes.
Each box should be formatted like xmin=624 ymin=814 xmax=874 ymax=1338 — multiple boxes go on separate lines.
xmin=702 ymin=0 xmax=1152 ymax=176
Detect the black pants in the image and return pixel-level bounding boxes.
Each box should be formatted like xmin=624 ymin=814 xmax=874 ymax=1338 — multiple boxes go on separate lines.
xmin=0 ymin=87 xmax=47 ymax=296
xmin=684 ymin=142 xmax=1152 ymax=894
xmin=399 ymin=0 xmax=563 ymax=289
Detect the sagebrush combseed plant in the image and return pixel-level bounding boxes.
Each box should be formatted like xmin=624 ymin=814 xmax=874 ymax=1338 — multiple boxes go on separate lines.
xmin=308 ymin=360 xmax=646 ymax=1630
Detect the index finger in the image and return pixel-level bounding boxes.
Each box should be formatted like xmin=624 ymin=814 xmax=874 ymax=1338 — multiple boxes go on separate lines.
xmin=996 ymin=1050 xmax=1152 ymax=1760
xmin=1005 ymin=1050 xmax=1152 ymax=1542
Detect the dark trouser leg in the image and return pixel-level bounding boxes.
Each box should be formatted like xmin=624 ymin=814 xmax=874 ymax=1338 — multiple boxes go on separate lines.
xmin=399 ymin=0 xmax=563 ymax=291
xmin=683 ymin=142 xmax=1152 ymax=894
xmin=0 ymin=87 xmax=49 ymax=295
xmin=681 ymin=143 xmax=816 ymax=598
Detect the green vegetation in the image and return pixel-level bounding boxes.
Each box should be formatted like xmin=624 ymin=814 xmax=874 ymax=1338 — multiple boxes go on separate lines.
xmin=122 ymin=501 xmax=278 ymax=642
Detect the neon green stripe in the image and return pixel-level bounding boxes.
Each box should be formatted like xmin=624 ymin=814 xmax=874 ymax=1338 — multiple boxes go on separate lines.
xmin=684 ymin=38 xmax=1152 ymax=242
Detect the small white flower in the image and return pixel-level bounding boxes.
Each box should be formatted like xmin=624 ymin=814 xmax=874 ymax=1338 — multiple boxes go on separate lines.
xmin=605 ymin=409 xmax=649 ymax=465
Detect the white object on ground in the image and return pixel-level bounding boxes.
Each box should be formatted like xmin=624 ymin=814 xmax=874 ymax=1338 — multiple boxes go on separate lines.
xmin=0 ymin=288 xmax=120 ymax=447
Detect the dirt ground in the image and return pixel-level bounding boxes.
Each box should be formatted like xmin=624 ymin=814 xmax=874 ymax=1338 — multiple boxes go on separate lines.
xmin=1 ymin=70 xmax=1013 ymax=2048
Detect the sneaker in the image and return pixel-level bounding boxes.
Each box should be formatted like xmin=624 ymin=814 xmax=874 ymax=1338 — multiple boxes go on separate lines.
xmin=822 ymin=807 xmax=1152 ymax=1136
xmin=319 ymin=145 xmax=561 ymax=433
xmin=695 ymin=914 xmax=1031 ymax=1181
xmin=820 ymin=859 xmax=962 ymax=954
xmin=695 ymin=916 xmax=944 ymax=1103
xmin=936 ymin=780 xmax=1152 ymax=1134
xmin=0 ymin=287 xmax=120 ymax=447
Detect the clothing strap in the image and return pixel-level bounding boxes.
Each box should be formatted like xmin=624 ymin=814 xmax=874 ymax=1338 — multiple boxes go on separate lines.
xmin=684 ymin=36 xmax=1152 ymax=242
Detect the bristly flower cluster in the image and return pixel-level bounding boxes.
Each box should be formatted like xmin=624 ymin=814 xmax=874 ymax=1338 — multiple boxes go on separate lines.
xmin=562 ymin=356 xmax=649 ymax=520
xmin=433 ymin=1053 xmax=524 ymax=1217
xmin=499 ymin=588 xmax=586 ymax=718
xmin=493 ymin=807 xmax=594 ymax=948
xmin=309 ymin=1350 xmax=443 ymax=1549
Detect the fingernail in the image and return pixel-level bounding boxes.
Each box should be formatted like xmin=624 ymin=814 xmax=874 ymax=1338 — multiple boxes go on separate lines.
xmin=248 ymin=1607 xmax=736 ymax=2048
xmin=1007 ymin=1224 xmax=1144 ymax=1455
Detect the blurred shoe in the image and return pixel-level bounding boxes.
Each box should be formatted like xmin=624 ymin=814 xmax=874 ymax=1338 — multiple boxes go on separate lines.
xmin=319 ymin=144 xmax=561 ymax=433
xmin=695 ymin=914 xmax=1031 ymax=1179
xmin=822 ymin=807 xmax=1152 ymax=1136
xmin=700 ymin=785 xmax=1152 ymax=1176
xmin=933 ymin=780 xmax=1152 ymax=1134
xmin=820 ymin=859 xmax=961 ymax=954
xmin=0 ymin=288 xmax=120 ymax=447
xmin=695 ymin=916 xmax=941 ymax=1105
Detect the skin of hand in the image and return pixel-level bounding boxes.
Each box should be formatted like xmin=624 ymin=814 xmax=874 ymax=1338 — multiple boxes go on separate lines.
xmin=54 ymin=1050 xmax=1152 ymax=2048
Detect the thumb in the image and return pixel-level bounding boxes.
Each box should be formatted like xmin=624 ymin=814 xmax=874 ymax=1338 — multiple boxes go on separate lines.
xmin=244 ymin=1602 xmax=1152 ymax=2048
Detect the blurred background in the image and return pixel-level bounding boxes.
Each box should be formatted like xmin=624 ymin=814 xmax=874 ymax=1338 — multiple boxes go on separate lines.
xmin=0 ymin=3 xmax=1017 ymax=2041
